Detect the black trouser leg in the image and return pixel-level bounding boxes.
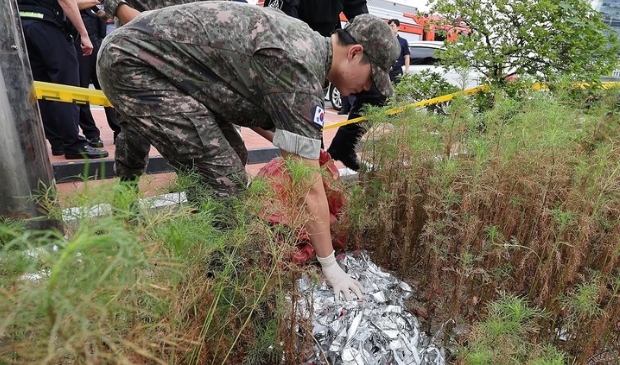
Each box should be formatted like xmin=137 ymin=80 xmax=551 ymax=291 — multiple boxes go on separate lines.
xmin=327 ymin=123 xmax=365 ymax=170
xmin=75 ymin=37 xmax=101 ymax=140
xmin=327 ymin=86 xmax=387 ymax=171
xmin=340 ymin=95 xmax=350 ymax=111
xmin=389 ymin=69 xmax=403 ymax=84
xmin=23 ymin=20 xmax=86 ymax=153
xmin=38 ymin=101 xmax=63 ymax=150
xmin=104 ymin=106 xmax=121 ymax=140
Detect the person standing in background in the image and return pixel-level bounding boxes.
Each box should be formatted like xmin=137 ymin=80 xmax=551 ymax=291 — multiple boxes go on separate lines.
xmin=387 ymin=19 xmax=410 ymax=84
xmin=18 ymin=0 xmax=109 ymax=159
xmin=338 ymin=94 xmax=352 ymax=115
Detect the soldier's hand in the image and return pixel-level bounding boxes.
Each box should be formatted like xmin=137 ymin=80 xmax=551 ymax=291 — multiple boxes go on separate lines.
xmin=317 ymin=251 xmax=365 ymax=301
xmin=81 ymin=36 xmax=94 ymax=56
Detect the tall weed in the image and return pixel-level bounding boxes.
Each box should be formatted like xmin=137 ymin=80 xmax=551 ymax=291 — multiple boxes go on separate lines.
xmin=349 ymin=85 xmax=620 ymax=361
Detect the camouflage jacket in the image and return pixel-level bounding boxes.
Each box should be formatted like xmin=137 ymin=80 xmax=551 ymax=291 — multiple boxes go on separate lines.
xmin=103 ymin=0 xmax=194 ymax=18
xmin=101 ymin=2 xmax=330 ymax=159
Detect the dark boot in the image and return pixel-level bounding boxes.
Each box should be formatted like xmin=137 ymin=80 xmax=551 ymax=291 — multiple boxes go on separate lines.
xmin=327 ymin=123 xmax=365 ymax=171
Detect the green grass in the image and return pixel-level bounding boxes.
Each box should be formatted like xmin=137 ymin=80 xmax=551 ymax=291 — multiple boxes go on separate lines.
xmin=457 ymin=292 xmax=565 ymax=365
xmin=0 ymin=166 xmax=315 ymax=364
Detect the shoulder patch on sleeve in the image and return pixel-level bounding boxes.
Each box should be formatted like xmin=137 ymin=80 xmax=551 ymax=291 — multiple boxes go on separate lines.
xmin=311 ymin=105 xmax=325 ymax=128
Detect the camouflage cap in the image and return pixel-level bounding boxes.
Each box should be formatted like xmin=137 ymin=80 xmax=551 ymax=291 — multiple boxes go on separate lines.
xmin=344 ymin=14 xmax=401 ymax=97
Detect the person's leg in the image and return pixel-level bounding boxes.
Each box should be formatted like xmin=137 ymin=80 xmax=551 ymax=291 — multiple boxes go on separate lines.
xmin=99 ymin=51 xmax=247 ymax=199
xmin=105 ymin=107 xmax=122 ymax=142
xmin=113 ymin=101 xmax=247 ymax=201
xmin=37 ymin=101 xmax=64 ymax=154
xmin=75 ymin=38 xmax=102 ymax=143
xmin=327 ymin=86 xmax=386 ymax=171
xmin=326 ymin=124 xmax=364 ymax=171
xmin=23 ymin=21 xmax=106 ymax=158
xmin=114 ymin=122 xmax=151 ymax=182
xmin=217 ymin=120 xmax=248 ymax=166
xmin=389 ymin=69 xmax=403 ymax=85
xmin=22 ymin=20 xmax=68 ymax=153
xmin=389 ymin=69 xmax=399 ymax=84
xmin=170 ymin=109 xmax=248 ymax=200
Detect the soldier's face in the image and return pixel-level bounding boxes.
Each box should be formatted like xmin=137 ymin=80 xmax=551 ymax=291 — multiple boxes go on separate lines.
xmin=336 ymin=46 xmax=373 ymax=96
xmin=347 ymin=61 xmax=373 ymax=95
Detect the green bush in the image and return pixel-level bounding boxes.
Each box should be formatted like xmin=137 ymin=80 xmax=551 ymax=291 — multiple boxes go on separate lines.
xmin=457 ymin=292 xmax=566 ymax=364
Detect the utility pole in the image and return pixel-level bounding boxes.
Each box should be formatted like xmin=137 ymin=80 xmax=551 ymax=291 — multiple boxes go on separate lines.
xmin=0 ymin=0 xmax=62 ymax=231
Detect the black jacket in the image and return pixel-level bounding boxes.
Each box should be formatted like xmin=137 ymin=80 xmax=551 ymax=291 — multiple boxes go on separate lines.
xmin=264 ymin=0 xmax=368 ymax=37
xmin=18 ymin=0 xmax=65 ymax=27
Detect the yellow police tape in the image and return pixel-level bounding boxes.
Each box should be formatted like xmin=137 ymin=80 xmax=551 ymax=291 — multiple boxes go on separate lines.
xmin=324 ymin=85 xmax=490 ymax=130
xmin=34 ymin=81 xmax=114 ymax=107
xmin=325 ymin=81 xmax=620 ymax=130
xmin=34 ymin=81 xmax=620 ymax=131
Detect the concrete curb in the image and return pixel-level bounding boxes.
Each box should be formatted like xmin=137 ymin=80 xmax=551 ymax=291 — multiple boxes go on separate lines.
xmin=53 ymin=147 xmax=281 ymax=183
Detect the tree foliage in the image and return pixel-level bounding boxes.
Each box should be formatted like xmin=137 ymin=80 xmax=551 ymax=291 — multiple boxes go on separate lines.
xmin=428 ymin=0 xmax=620 ymax=85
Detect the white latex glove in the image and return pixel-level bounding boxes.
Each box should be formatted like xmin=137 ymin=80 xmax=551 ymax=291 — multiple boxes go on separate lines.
xmin=317 ymin=251 xmax=365 ymax=301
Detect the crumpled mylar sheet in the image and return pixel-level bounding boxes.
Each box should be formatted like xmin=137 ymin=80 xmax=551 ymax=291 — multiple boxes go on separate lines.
xmin=296 ymin=251 xmax=446 ymax=365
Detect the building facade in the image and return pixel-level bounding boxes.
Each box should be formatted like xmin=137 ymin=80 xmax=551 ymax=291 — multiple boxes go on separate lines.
xmin=592 ymin=0 xmax=620 ymax=74
xmin=593 ymin=0 xmax=620 ymax=38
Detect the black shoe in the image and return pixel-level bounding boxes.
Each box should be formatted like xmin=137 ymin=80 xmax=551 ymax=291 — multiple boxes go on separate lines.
xmin=64 ymin=145 xmax=109 ymax=159
xmin=337 ymin=108 xmax=350 ymax=115
xmin=51 ymin=149 xmax=64 ymax=156
xmin=87 ymin=137 xmax=104 ymax=148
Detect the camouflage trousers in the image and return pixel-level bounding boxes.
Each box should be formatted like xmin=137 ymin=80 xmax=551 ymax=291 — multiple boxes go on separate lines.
xmin=99 ymin=60 xmax=249 ymax=199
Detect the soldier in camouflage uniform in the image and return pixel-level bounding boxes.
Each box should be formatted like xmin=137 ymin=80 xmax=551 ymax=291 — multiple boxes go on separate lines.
xmin=97 ymin=1 xmax=399 ymax=300
xmin=100 ymin=0 xmax=247 ymax=183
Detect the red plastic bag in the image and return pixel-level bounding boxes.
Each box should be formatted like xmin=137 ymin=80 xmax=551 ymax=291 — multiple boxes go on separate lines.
xmin=255 ymin=150 xmax=348 ymax=264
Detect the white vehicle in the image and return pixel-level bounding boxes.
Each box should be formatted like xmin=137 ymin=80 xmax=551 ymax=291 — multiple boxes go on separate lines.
xmin=405 ymin=41 xmax=483 ymax=90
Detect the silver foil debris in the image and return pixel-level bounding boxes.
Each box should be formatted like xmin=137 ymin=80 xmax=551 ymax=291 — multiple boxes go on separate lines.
xmin=297 ymin=251 xmax=446 ymax=365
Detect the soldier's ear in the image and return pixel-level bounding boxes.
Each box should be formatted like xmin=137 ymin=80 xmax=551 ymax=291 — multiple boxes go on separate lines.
xmin=348 ymin=44 xmax=364 ymax=62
